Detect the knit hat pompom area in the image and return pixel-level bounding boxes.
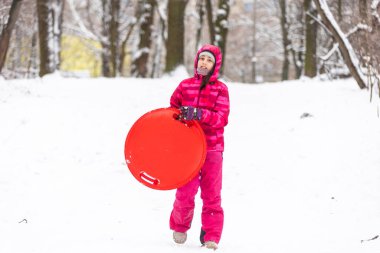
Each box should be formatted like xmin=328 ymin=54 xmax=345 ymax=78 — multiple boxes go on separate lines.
xmin=198 ymin=51 xmax=215 ymax=63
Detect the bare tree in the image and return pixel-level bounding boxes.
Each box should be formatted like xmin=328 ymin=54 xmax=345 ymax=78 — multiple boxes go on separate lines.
xmin=110 ymin=0 xmax=121 ymax=77
xmin=150 ymin=0 xmax=167 ymax=78
xmin=131 ymin=0 xmax=155 ymax=77
xmin=119 ymin=19 xmax=136 ymax=76
xmin=279 ymin=0 xmax=291 ymax=80
xmin=194 ymin=0 xmax=205 ymax=50
xmin=0 ymin=0 xmax=23 ymax=73
xmin=304 ymin=0 xmax=317 ymax=77
xmin=252 ymin=0 xmax=257 ymax=83
xmin=205 ymin=0 xmax=215 ymax=43
xmin=222 ymin=0 xmax=283 ymax=82
xmin=201 ymin=0 xmax=231 ymax=74
xmin=214 ymin=0 xmax=230 ymax=73
xmin=66 ymin=0 xmax=136 ymax=77
xmin=100 ymin=0 xmax=112 ymax=77
xmin=288 ymin=0 xmax=304 ymax=79
xmin=37 ymin=0 xmax=64 ymax=77
xmin=165 ymin=0 xmax=189 ymax=73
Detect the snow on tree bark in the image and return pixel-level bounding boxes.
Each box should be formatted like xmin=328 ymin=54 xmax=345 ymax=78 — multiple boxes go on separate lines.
xmin=288 ymin=0 xmax=304 ymax=79
xmin=214 ymin=0 xmax=230 ymax=74
xmin=151 ymin=0 xmax=167 ymax=78
xmin=101 ymin=0 xmax=112 ymax=77
xmin=279 ymin=0 xmax=291 ymax=81
xmin=313 ymin=0 xmax=367 ymax=89
xmin=51 ymin=0 xmax=64 ymax=73
xmin=131 ymin=0 xmax=155 ymax=78
xmin=110 ymin=0 xmax=120 ymax=77
xmin=37 ymin=0 xmax=64 ymax=77
xmin=155 ymin=0 xmax=168 ymax=42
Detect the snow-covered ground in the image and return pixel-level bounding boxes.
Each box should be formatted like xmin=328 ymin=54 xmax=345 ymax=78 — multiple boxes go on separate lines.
xmin=1 ymin=71 xmax=380 ymax=253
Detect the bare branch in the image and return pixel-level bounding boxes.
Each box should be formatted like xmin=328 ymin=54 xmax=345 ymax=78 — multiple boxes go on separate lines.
xmin=346 ymin=23 xmax=372 ymax=37
xmin=320 ymin=42 xmax=339 ymax=61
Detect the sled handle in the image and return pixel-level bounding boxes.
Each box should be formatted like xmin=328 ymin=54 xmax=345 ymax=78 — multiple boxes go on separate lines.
xmin=173 ymin=113 xmax=181 ymax=120
xmin=173 ymin=113 xmax=194 ymax=127
xmin=139 ymin=171 xmax=160 ymax=186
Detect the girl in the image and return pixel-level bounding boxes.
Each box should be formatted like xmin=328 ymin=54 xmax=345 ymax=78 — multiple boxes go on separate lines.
xmin=169 ymin=44 xmax=230 ymax=250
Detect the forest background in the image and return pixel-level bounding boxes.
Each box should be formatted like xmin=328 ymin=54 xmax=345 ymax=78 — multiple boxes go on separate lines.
xmin=0 ymin=0 xmax=380 ymax=91
xmin=1 ymin=3 xmax=380 ymax=252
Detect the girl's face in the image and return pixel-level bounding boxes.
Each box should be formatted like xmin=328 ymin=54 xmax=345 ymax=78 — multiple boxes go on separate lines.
xmin=197 ymin=55 xmax=215 ymax=74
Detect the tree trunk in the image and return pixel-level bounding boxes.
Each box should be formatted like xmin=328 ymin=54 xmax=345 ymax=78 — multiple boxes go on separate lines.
xmin=131 ymin=0 xmax=155 ymax=77
xmin=37 ymin=0 xmax=64 ymax=77
xmin=358 ymin=0 xmax=370 ymax=61
xmin=359 ymin=0 xmax=370 ymax=41
xmin=252 ymin=0 xmax=257 ymax=83
xmin=359 ymin=0 xmax=369 ymax=23
xmin=214 ymin=0 xmax=230 ymax=74
xmin=101 ymin=0 xmax=111 ymax=77
xmin=291 ymin=48 xmax=303 ymax=79
xmin=304 ymin=0 xmax=317 ymax=77
xmin=165 ymin=0 xmax=189 ymax=73
xmin=110 ymin=0 xmax=120 ymax=77
xmin=279 ymin=0 xmax=290 ymax=81
xmin=337 ymin=0 xmax=342 ymax=22
xmin=27 ymin=31 xmax=38 ymax=78
xmin=205 ymin=0 xmax=215 ymax=44
xmin=36 ymin=0 xmax=49 ymax=77
xmin=195 ymin=0 xmax=205 ymax=51
xmin=119 ymin=22 xmax=135 ymax=76
xmin=100 ymin=0 xmax=122 ymax=77
xmin=290 ymin=1 xmax=304 ymax=79
xmin=0 ymin=0 xmax=23 ymax=73
xmin=313 ymin=0 xmax=367 ymax=89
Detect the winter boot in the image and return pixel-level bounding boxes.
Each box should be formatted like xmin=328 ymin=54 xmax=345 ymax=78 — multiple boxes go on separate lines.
xmin=203 ymin=241 xmax=218 ymax=250
xmin=200 ymin=229 xmax=218 ymax=250
xmin=200 ymin=229 xmax=206 ymax=244
xmin=173 ymin=231 xmax=187 ymax=244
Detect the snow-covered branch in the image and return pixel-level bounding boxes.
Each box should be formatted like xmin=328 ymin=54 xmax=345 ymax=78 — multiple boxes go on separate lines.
xmin=346 ymin=23 xmax=372 ymax=37
xmin=314 ymin=0 xmax=367 ymax=89
xmin=67 ymin=0 xmax=98 ymax=41
xmin=320 ymin=43 xmax=339 ymax=61
xmin=306 ymin=11 xmax=332 ymax=37
xmin=317 ymin=20 xmax=371 ymax=62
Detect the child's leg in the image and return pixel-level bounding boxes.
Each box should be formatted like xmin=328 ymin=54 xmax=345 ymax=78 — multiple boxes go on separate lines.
xmin=200 ymin=151 xmax=224 ymax=244
xmin=169 ymin=174 xmax=200 ymax=233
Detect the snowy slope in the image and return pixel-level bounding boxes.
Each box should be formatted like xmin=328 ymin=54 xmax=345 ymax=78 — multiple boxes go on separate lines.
xmin=0 ymin=72 xmax=379 ymax=253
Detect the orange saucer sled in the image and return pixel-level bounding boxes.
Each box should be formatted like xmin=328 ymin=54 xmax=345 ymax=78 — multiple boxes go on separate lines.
xmin=124 ymin=108 xmax=207 ymax=190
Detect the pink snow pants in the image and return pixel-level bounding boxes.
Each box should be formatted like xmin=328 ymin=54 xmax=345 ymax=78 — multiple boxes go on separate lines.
xmin=169 ymin=151 xmax=224 ymax=244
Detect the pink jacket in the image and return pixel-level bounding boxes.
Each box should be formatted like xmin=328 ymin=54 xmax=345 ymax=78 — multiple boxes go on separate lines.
xmin=170 ymin=45 xmax=230 ymax=152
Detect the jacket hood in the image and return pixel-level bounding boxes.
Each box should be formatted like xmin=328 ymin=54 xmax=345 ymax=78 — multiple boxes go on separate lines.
xmin=194 ymin=44 xmax=222 ymax=82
